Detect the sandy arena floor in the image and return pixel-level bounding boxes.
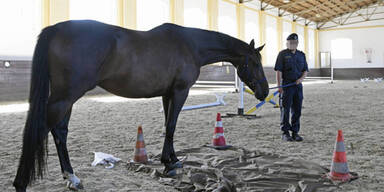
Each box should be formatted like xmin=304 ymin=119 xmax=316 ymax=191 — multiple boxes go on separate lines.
xmin=0 ymin=80 xmax=383 ymax=191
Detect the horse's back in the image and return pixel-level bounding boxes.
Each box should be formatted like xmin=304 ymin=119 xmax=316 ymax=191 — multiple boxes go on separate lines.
xmin=98 ymin=24 xmax=201 ymax=98
xmin=46 ymin=20 xmax=200 ymax=99
xmin=47 ymin=20 xmax=128 ymax=97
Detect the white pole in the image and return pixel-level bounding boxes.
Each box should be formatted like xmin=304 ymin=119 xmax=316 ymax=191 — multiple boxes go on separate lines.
xmin=330 ymin=52 xmax=334 ymax=83
xmin=181 ymin=94 xmax=226 ymax=111
xmin=238 ymin=81 xmax=244 ymax=115
xmin=328 ymin=52 xmax=333 ymax=83
xmin=234 ymin=69 xmax=239 ymax=92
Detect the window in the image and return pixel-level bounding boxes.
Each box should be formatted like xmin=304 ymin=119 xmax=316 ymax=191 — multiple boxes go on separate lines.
xmin=184 ymin=0 xmax=207 ymax=29
xmin=0 ymin=0 xmax=41 ymax=59
xmin=218 ymin=0 xmax=237 ymax=38
xmin=244 ymin=8 xmax=259 ymax=45
xmin=265 ymin=15 xmax=277 ymax=67
xmin=69 ymin=0 xmax=118 ymax=25
xmin=307 ymin=29 xmax=315 ymax=68
xmin=137 ymin=0 xmax=169 ymax=31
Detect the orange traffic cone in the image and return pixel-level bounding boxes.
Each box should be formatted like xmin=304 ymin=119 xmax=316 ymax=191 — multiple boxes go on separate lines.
xmin=133 ymin=126 xmax=148 ymax=163
xmin=327 ymin=130 xmax=357 ymax=182
xmin=210 ymin=113 xmax=231 ymax=150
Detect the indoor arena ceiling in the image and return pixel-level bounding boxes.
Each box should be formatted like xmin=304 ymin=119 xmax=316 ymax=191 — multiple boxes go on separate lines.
xmin=245 ymin=0 xmax=384 ymax=25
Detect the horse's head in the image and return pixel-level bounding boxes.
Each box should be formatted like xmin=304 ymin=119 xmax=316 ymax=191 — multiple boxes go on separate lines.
xmin=235 ymin=40 xmax=269 ymax=101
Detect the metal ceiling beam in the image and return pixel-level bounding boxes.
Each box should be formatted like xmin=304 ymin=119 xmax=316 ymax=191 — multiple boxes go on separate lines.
xmin=352 ymin=11 xmax=384 ymax=19
xmin=317 ymin=1 xmax=384 ymax=29
xmin=368 ymin=4 xmax=379 ymax=19
xmin=321 ymin=17 xmax=384 ymax=29
xmin=259 ymin=0 xmax=382 ymax=28
xmin=239 ymin=0 xmax=254 ymax=3
xmin=341 ymin=12 xmax=355 ymax=24
xmin=304 ymin=19 xmax=312 ymax=25
xmin=261 ymin=0 xmax=275 ymax=10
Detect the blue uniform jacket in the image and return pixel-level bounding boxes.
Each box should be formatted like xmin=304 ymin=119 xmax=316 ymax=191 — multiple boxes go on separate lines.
xmin=274 ymin=49 xmax=309 ymax=84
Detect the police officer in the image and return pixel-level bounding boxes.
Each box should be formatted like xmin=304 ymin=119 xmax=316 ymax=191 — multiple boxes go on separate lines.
xmin=274 ymin=33 xmax=308 ymax=142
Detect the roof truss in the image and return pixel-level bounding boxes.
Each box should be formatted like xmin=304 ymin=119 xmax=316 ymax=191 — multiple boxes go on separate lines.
xmin=243 ymin=0 xmax=384 ymax=29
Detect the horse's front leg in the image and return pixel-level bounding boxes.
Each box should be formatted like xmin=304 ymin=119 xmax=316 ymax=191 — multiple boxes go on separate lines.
xmin=161 ymin=88 xmax=189 ymax=176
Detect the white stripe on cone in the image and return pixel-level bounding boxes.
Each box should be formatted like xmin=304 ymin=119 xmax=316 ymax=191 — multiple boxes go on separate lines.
xmin=215 ymin=121 xmax=223 ymax=127
xmin=213 ymin=133 xmax=224 ymax=138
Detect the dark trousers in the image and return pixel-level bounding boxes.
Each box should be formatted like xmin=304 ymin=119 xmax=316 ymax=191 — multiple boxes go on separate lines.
xmin=279 ymin=83 xmax=303 ymax=133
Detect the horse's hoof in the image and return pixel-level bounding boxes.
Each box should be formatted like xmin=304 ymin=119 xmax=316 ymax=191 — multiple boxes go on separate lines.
xmin=66 ymin=180 xmax=84 ymax=191
xmin=15 ymin=187 xmax=26 ymax=192
xmin=171 ymin=161 xmax=183 ymax=169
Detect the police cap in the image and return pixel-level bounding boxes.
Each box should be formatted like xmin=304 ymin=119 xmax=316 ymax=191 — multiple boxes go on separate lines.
xmin=287 ymin=33 xmax=298 ymax=40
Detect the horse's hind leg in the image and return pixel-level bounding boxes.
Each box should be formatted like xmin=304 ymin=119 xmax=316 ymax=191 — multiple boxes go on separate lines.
xmin=50 ymin=108 xmax=83 ymax=190
xmin=46 ymin=96 xmax=83 ymax=190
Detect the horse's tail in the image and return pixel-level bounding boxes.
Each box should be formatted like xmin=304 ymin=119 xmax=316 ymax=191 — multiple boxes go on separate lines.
xmin=14 ymin=25 xmax=58 ymax=189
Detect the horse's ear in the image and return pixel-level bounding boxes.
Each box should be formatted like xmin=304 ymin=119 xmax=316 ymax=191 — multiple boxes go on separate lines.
xmin=249 ymin=39 xmax=255 ymax=49
xmin=255 ymin=44 xmax=265 ymax=52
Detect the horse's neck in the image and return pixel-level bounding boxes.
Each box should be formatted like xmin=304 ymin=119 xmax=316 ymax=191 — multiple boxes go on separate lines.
xmin=191 ymin=31 xmax=247 ymax=67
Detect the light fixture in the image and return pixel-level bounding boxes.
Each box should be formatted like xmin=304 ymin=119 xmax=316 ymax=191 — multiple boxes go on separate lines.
xmin=316 ymin=14 xmax=321 ymax=18
xmin=283 ymin=0 xmax=290 ymax=3
xmin=4 ymin=61 xmax=10 ymax=68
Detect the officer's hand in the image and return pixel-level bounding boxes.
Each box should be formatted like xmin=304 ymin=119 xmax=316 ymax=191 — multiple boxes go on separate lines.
xmin=278 ymin=87 xmax=283 ymax=94
xmin=296 ymin=78 xmax=303 ymax=85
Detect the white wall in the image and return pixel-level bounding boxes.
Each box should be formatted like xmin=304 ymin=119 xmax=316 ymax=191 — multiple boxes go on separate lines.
xmin=319 ymin=26 xmax=384 ymax=68
xmin=321 ymin=6 xmax=384 ymax=29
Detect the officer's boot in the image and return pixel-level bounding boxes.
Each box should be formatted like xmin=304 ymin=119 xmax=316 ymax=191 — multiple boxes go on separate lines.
xmin=292 ymin=132 xmax=303 ymax=142
xmin=282 ymin=131 xmax=293 ymax=141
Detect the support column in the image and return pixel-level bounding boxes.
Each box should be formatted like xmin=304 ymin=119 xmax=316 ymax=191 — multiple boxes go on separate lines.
xmin=42 ymin=0 xmax=50 ymax=28
xmin=207 ymin=0 xmax=218 ymax=31
xmin=304 ymin=26 xmax=309 ymax=55
xmin=237 ymin=4 xmax=245 ymax=40
xmin=50 ymin=0 xmax=69 ymax=25
xmin=259 ymin=10 xmax=266 ymax=64
xmin=170 ymin=0 xmax=184 ymax=25
xmin=120 ymin=0 xmax=136 ymax=29
xmin=117 ymin=0 xmax=124 ymax=27
xmin=315 ymin=29 xmax=320 ymax=68
xmin=292 ymin=21 xmax=296 ymax=33
xmin=277 ymin=16 xmax=283 ymax=51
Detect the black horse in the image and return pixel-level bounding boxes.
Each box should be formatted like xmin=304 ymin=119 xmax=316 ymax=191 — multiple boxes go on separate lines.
xmin=13 ymin=20 xmax=268 ymax=191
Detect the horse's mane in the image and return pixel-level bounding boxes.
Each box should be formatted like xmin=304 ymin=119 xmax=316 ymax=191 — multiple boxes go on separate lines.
xmin=148 ymin=23 xmax=251 ymax=65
